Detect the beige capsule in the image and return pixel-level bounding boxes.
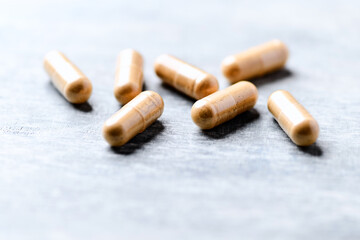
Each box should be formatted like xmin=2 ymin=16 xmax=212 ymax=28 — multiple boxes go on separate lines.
xmin=154 ymin=54 xmax=219 ymax=99
xmin=191 ymin=81 xmax=258 ymax=129
xmin=44 ymin=50 xmax=92 ymax=104
xmin=103 ymin=90 xmax=164 ymax=146
xmin=114 ymin=49 xmax=143 ymax=105
xmin=222 ymin=40 xmax=289 ymax=83
xmin=267 ymin=90 xmax=319 ymax=146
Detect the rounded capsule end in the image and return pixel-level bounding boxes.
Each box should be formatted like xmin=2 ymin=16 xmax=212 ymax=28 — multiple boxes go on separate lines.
xmin=193 ymin=74 xmax=219 ymax=100
xmin=290 ymin=119 xmax=319 ymax=146
xmin=102 ymin=123 xmax=128 ymax=147
xmin=144 ymin=90 xmax=165 ymax=111
xmin=114 ymin=82 xmax=141 ymax=105
xmin=154 ymin=54 xmax=170 ymax=78
xmin=191 ymin=99 xmax=216 ymax=129
xmin=221 ymin=55 xmax=242 ymax=83
xmin=64 ymin=78 xmax=92 ymax=104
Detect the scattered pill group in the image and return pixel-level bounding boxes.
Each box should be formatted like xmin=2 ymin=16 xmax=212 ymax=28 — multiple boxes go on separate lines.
xmin=44 ymin=40 xmax=319 ymax=148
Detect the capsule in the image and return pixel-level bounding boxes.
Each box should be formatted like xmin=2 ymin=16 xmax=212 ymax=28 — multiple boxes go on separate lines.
xmin=114 ymin=49 xmax=143 ymax=105
xmin=154 ymin=54 xmax=219 ymax=99
xmin=44 ymin=50 xmax=92 ymax=104
xmin=222 ymin=40 xmax=289 ymax=83
xmin=267 ymin=90 xmax=319 ymax=146
xmin=103 ymin=91 xmax=164 ymax=146
xmin=191 ymin=81 xmax=258 ymax=129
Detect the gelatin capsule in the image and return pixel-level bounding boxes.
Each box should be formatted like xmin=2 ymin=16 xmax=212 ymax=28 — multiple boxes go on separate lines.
xmin=267 ymin=90 xmax=319 ymax=146
xmin=222 ymin=40 xmax=289 ymax=83
xmin=154 ymin=54 xmax=219 ymax=99
xmin=191 ymin=81 xmax=258 ymax=129
xmin=44 ymin=50 xmax=92 ymax=104
xmin=114 ymin=49 xmax=143 ymax=105
xmin=103 ymin=91 xmax=164 ymax=146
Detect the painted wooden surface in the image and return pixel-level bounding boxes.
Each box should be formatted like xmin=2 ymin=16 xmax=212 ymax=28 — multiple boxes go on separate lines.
xmin=0 ymin=0 xmax=359 ymax=239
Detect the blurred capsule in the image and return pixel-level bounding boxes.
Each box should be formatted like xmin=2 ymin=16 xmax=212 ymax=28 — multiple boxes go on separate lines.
xmin=154 ymin=54 xmax=219 ymax=99
xmin=267 ymin=90 xmax=319 ymax=146
xmin=222 ymin=40 xmax=288 ymax=83
xmin=114 ymin=49 xmax=143 ymax=105
xmin=44 ymin=50 xmax=92 ymax=104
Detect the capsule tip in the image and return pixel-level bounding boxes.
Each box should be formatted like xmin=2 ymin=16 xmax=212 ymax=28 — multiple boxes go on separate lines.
xmin=102 ymin=123 xmax=127 ymax=147
xmin=291 ymin=119 xmax=320 ymax=146
xmin=221 ymin=55 xmax=242 ymax=83
xmin=191 ymin=99 xmax=216 ymax=129
xmin=114 ymin=82 xmax=141 ymax=105
xmin=193 ymin=74 xmax=219 ymax=99
xmin=64 ymin=78 xmax=92 ymax=104
xmin=153 ymin=54 xmax=168 ymax=78
xmin=143 ymin=90 xmax=165 ymax=114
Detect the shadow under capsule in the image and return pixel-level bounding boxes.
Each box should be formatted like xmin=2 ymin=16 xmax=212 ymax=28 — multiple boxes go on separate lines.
xmin=201 ymin=108 xmax=260 ymax=139
xmin=251 ymin=68 xmax=293 ymax=87
xmin=47 ymin=81 xmax=93 ymax=112
xmin=110 ymin=120 xmax=165 ymax=155
xmin=298 ymin=143 xmax=323 ymax=157
xmin=271 ymin=119 xmax=324 ymax=157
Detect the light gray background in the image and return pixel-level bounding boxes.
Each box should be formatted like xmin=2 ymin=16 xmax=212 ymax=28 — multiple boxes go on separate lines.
xmin=0 ymin=0 xmax=359 ymax=239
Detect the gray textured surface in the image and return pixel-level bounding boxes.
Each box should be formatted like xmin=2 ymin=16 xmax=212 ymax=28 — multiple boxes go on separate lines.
xmin=0 ymin=0 xmax=360 ymax=239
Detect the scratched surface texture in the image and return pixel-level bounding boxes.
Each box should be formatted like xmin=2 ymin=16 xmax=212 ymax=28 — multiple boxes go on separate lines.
xmin=0 ymin=0 xmax=359 ymax=239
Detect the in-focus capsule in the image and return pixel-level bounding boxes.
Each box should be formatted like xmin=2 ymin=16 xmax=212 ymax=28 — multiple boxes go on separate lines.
xmin=222 ymin=40 xmax=289 ymax=83
xmin=191 ymin=81 xmax=258 ymax=129
xmin=267 ymin=90 xmax=319 ymax=146
xmin=114 ymin=49 xmax=143 ymax=105
xmin=103 ymin=91 xmax=164 ymax=146
xmin=44 ymin=50 xmax=92 ymax=104
xmin=154 ymin=54 xmax=219 ymax=99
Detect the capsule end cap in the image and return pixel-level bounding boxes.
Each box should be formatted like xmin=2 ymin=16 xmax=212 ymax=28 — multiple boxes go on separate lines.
xmin=291 ymin=119 xmax=320 ymax=146
xmin=194 ymin=74 xmax=219 ymax=100
xmin=65 ymin=78 xmax=92 ymax=104
xmin=191 ymin=100 xmax=216 ymax=129
xmin=102 ymin=123 xmax=128 ymax=147
xmin=221 ymin=55 xmax=242 ymax=83
xmin=114 ymin=83 xmax=141 ymax=105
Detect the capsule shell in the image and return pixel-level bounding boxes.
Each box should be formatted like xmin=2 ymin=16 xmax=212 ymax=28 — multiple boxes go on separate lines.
xmin=114 ymin=49 xmax=143 ymax=105
xmin=154 ymin=54 xmax=219 ymax=99
xmin=267 ymin=90 xmax=319 ymax=146
xmin=222 ymin=40 xmax=289 ymax=83
xmin=44 ymin=50 xmax=92 ymax=104
xmin=191 ymin=81 xmax=258 ymax=129
xmin=103 ymin=91 xmax=164 ymax=146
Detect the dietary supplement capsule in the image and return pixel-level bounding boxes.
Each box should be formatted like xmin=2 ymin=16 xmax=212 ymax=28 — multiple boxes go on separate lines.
xmin=191 ymin=81 xmax=258 ymax=129
xmin=103 ymin=91 xmax=164 ymax=146
xmin=44 ymin=50 xmax=92 ymax=104
xmin=154 ymin=54 xmax=219 ymax=99
xmin=267 ymin=90 xmax=319 ymax=146
xmin=114 ymin=49 xmax=143 ymax=105
xmin=221 ymin=40 xmax=289 ymax=83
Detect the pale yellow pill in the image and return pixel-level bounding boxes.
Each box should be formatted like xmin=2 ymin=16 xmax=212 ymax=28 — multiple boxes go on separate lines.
xmin=222 ymin=40 xmax=289 ymax=83
xmin=267 ymin=90 xmax=319 ymax=146
xmin=154 ymin=54 xmax=219 ymax=99
xmin=191 ymin=81 xmax=258 ymax=129
xmin=114 ymin=49 xmax=143 ymax=105
xmin=103 ymin=91 xmax=164 ymax=147
xmin=44 ymin=50 xmax=92 ymax=104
